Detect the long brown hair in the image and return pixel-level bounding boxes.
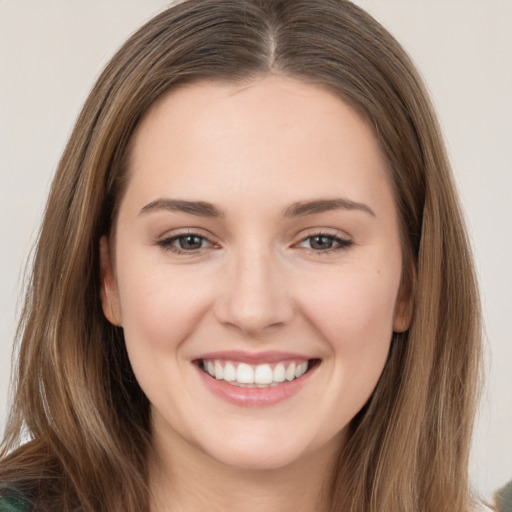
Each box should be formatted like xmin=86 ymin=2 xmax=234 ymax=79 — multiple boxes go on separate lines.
xmin=0 ymin=1 xmax=482 ymax=510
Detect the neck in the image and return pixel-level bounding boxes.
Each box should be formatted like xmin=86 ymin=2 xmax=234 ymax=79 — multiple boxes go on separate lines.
xmin=148 ymin=428 xmax=341 ymax=512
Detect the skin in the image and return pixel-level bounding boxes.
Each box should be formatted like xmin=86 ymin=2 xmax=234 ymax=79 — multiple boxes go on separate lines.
xmin=100 ymin=75 xmax=411 ymax=512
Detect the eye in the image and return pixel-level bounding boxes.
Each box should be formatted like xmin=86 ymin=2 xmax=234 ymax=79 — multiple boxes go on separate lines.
xmin=175 ymin=234 xmax=205 ymax=250
xmin=296 ymin=233 xmax=352 ymax=253
xmin=157 ymin=232 xmax=214 ymax=254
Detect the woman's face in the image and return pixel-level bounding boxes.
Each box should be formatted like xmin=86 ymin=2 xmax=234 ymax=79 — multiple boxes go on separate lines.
xmin=101 ymin=75 xmax=410 ymax=471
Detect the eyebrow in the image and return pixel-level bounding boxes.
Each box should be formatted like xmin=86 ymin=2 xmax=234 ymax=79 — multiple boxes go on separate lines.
xmin=283 ymin=198 xmax=375 ymax=217
xmin=139 ymin=199 xmax=225 ymax=218
xmin=139 ymin=197 xmax=375 ymax=218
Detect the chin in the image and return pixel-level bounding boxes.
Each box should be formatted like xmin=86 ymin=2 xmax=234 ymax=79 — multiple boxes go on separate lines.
xmin=197 ymin=425 xmax=339 ymax=472
xmin=206 ymin=443 xmax=308 ymax=471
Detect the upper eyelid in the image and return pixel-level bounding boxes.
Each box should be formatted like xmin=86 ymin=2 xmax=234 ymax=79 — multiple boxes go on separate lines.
xmin=157 ymin=227 xmax=216 ymax=241
xmin=295 ymin=228 xmax=352 ymax=241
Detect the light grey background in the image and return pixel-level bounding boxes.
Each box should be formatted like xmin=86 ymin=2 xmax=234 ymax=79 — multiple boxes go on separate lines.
xmin=1 ymin=0 xmax=511 ymax=502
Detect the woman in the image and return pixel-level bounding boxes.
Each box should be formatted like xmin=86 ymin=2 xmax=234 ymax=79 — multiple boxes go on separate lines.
xmin=0 ymin=0 xmax=482 ymax=511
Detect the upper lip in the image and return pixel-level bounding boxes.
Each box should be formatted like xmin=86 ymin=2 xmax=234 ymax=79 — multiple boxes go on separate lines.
xmin=194 ymin=350 xmax=314 ymax=364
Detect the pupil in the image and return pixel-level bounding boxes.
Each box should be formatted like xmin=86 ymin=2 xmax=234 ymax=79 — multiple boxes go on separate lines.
xmin=311 ymin=236 xmax=333 ymax=250
xmin=180 ymin=235 xmax=202 ymax=250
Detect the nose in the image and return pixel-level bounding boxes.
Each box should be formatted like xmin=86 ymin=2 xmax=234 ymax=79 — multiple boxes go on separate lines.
xmin=213 ymin=248 xmax=294 ymax=337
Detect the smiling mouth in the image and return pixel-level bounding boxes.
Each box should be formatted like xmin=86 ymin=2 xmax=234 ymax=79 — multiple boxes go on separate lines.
xmin=196 ymin=359 xmax=321 ymax=388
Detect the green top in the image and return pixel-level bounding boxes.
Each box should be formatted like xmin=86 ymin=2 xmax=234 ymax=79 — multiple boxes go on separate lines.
xmin=1 ymin=482 xmax=512 ymax=511
xmin=496 ymin=481 xmax=512 ymax=512
xmin=0 ymin=495 xmax=30 ymax=512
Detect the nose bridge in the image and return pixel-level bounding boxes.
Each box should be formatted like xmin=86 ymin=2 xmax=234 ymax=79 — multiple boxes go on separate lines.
xmin=215 ymin=241 xmax=293 ymax=336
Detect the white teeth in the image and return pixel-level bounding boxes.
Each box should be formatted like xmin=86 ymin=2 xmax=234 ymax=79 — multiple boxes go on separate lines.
xmin=295 ymin=362 xmax=308 ymax=378
xmin=214 ymin=360 xmax=223 ymax=380
xmin=285 ymin=362 xmax=296 ymax=381
xmin=273 ymin=363 xmax=286 ymax=383
xmin=236 ymin=363 xmax=255 ymax=384
xmin=201 ymin=359 xmax=312 ymax=386
xmin=254 ymin=364 xmax=273 ymax=385
xmin=223 ymin=362 xmax=236 ymax=382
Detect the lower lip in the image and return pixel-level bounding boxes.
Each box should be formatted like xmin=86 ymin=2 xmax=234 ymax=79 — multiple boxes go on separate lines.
xmin=195 ymin=363 xmax=319 ymax=407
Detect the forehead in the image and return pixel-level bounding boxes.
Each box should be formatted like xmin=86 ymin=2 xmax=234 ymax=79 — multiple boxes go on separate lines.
xmin=122 ymin=75 xmax=392 ymax=216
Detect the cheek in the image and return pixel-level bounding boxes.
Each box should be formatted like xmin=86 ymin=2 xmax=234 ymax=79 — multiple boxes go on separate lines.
xmin=302 ymin=268 xmax=399 ymax=345
xmin=295 ymin=262 xmax=400 ymax=403
xmin=114 ymin=259 xmax=218 ymax=415
xmin=115 ymin=257 xmax=214 ymax=355
xmin=302 ymin=267 xmax=400 ymax=424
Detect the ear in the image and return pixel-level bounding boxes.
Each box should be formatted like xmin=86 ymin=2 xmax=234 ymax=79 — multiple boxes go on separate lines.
xmin=393 ymin=266 xmax=413 ymax=333
xmin=99 ymin=236 xmax=122 ymax=326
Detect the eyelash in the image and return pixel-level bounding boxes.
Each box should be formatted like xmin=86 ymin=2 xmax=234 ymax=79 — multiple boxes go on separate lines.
xmin=156 ymin=231 xmax=353 ymax=255
xmin=157 ymin=231 xmax=214 ymax=255
xmin=295 ymin=232 xmax=353 ymax=254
